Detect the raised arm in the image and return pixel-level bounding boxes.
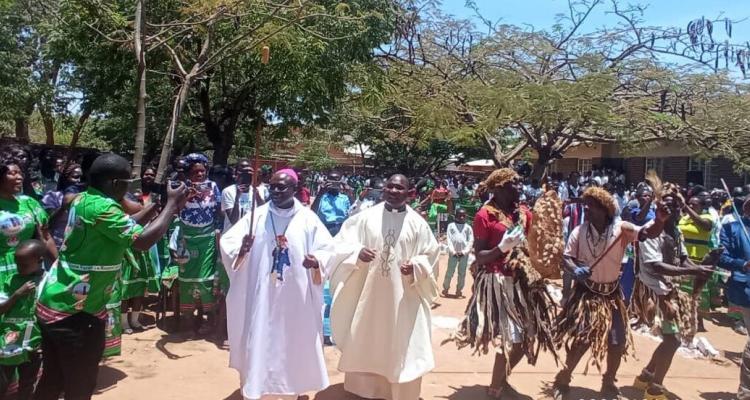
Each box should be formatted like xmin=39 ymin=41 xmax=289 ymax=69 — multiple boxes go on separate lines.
xmin=133 ymin=183 xmax=188 ymax=251
xmin=638 ymin=202 xmax=669 ymax=241
xmin=683 ymin=204 xmax=713 ymax=231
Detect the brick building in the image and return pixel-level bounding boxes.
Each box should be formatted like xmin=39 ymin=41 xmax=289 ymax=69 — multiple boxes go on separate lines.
xmin=549 ymin=142 xmax=748 ymax=189
xmin=257 ymin=139 xmax=366 ymax=172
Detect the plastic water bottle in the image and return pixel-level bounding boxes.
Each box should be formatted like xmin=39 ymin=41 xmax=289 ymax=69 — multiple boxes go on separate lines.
xmin=239 ymin=192 xmax=250 ymax=214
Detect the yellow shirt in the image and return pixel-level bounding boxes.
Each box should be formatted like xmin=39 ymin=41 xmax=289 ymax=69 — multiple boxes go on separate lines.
xmin=678 ymin=214 xmax=712 ymax=261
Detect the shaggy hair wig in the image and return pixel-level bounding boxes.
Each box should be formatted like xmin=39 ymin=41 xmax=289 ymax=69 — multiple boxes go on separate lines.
xmin=582 ymin=186 xmax=617 ymax=219
xmin=477 ymin=168 xmax=519 ymax=195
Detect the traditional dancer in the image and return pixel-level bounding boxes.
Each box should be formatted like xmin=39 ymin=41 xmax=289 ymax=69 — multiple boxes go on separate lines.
xmin=328 ymin=174 xmax=439 ymax=400
xmin=445 ymin=168 xmax=560 ymax=399
xmin=219 ymin=169 xmax=333 ymax=400
xmin=630 ymin=183 xmax=714 ymax=400
xmin=552 ymin=186 xmax=667 ymax=399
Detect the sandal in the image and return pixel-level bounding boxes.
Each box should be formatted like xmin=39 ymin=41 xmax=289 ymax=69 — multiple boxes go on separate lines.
xmin=551 ymin=382 xmax=570 ymax=400
xmin=635 ymin=369 xmax=654 ymax=389
xmin=644 ymin=384 xmax=669 ymax=400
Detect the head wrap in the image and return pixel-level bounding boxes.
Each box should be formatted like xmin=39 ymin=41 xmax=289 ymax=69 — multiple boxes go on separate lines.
xmin=477 ymin=168 xmax=519 ymax=195
xmin=64 ymin=163 xmax=82 ymax=177
xmin=635 ymin=182 xmax=653 ymax=196
xmin=184 ymin=153 xmax=209 ymax=167
xmin=582 ymin=187 xmax=617 ymax=219
xmin=277 ymin=168 xmax=298 ymax=183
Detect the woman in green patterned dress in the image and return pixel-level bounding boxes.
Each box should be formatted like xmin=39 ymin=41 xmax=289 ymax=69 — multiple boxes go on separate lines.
xmin=0 ymin=155 xmax=55 ymax=281
xmin=120 ymin=247 xmax=157 ymax=334
xmin=120 ymin=176 xmax=161 ymax=334
xmin=176 ymin=154 xmax=222 ymax=335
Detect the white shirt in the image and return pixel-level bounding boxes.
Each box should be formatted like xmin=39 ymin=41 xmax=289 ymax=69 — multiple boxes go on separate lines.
xmin=446 ymin=222 xmax=473 ymax=256
xmin=448 ymin=183 xmax=459 ymax=199
xmin=349 ymin=198 xmax=377 ymax=216
xmin=639 ymin=232 xmax=688 ymax=295
xmin=708 ymin=206 xmax=721 ymax=247
xmin=221 ymin=184 xmax=270 ymax=232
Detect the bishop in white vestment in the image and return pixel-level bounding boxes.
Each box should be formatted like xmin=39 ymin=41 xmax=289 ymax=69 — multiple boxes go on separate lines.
xmin=220 ymin=170 xmax=332 ymax=400
xmin=328 ymin=174 xmax=439 ymax=400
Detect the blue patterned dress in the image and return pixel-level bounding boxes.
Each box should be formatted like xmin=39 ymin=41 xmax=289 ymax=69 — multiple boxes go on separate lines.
xmin=175 ymin=181 xmax=221 ymax=312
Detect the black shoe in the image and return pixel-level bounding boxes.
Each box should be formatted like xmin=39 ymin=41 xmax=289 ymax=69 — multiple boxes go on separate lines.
xmin=600 ymin=381 xmax=621 ymax=399
xmin=551 ymin=383 xmax=569 ymax=400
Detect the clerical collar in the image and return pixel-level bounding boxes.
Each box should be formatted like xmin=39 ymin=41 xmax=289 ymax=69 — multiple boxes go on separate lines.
xmin=384 ymin=203 xmax=406 ymax=213
xmin=269 ymin=199 xmax=300 ymax=218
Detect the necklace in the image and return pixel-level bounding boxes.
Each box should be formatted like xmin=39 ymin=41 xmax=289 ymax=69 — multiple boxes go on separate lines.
xmin=484 ymin=203 xmax=518 ymax=229
xmin=269 ymin=212 xmax=291 ymax=282
xmin=585 ymin=222 xmax=612 ymax=260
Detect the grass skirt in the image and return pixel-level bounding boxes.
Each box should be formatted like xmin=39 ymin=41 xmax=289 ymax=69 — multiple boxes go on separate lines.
xmin=444 ymin=247 xmax=558 ymax=365
xmin=554 ymin=280 xmax=632 ymax=374
xmin=629 ymin=279 xmax=696 ymax=343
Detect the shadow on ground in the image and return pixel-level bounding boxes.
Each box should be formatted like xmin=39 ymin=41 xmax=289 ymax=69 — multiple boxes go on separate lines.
xmin=315 ymin=384 xmax=360 ymax=399
xmin=706 ymin=311 xmax=742 ymax=330
xmin=700 ymin=392 xmax=738 ymax=400
xmin=155 ymin=333 xmax=196 ymax=360
xmin=725 ymin=350 xmax=742 ymax=367
xmin=94 ymin=364 xmax=128 ymax=394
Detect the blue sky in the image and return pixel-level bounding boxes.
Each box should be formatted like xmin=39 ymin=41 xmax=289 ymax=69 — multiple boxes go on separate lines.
xmin=440 ymin=0 xmax=750 ymax=41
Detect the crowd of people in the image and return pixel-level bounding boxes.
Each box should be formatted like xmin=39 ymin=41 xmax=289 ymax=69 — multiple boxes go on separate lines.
xmin=0 ymin=142 xmax=748 ymax=400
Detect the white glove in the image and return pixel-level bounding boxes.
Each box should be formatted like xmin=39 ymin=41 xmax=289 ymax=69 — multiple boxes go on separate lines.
xmin=497 ymin=226 xmax=524 ymax=253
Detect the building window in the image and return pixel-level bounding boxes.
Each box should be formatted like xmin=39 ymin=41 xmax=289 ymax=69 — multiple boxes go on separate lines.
xmin=688 ymin=157 xmax=706 ymax=171
xmin=688 ymin=157 xmax=712 ymax=187
xmin=645 ymin=158 xmax=664 ymax=176
xmin=577 ymin=159 xmax=592 ymax=173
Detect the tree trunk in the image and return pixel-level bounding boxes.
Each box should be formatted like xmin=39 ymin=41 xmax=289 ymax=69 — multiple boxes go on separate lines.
xmin=156 ymin=23 xmax=212 ymax=183
xmin=480 ymin=132 xmax=527 ymax=168
xmin=65 ymin=108 xmax=93 ymax=165
xmin=41 ymin=112 xmax=54 ymax=145
xmin=40 ymin=63 xmax=61 ymax=146
xmin=531 ymin=148 xmax=553 ymax=179
xmin=155 ymin=79 xmax=192 ymax=184
xmin=211 ymin=130 xmax=234 ymax=166
xmin=132 ymin=0 xmax=147 ymax=178
xmin=14 ymin=118 xmax=30 ymax=142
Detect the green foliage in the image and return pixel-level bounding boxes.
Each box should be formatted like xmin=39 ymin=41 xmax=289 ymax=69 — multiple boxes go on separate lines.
xmin=378 ymin=1 xmax=750 ymax=175
xmin=0 ymin=0 xmax=401 ymax=167
xmin=331 ymin=67 xmax=489 ymax=175
xmin=292 ymin=141 xmax=337 ymax=172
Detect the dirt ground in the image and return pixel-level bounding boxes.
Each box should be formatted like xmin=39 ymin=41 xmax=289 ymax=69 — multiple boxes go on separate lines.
xmin=93 ymin=257 xmax=744 ymax=400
